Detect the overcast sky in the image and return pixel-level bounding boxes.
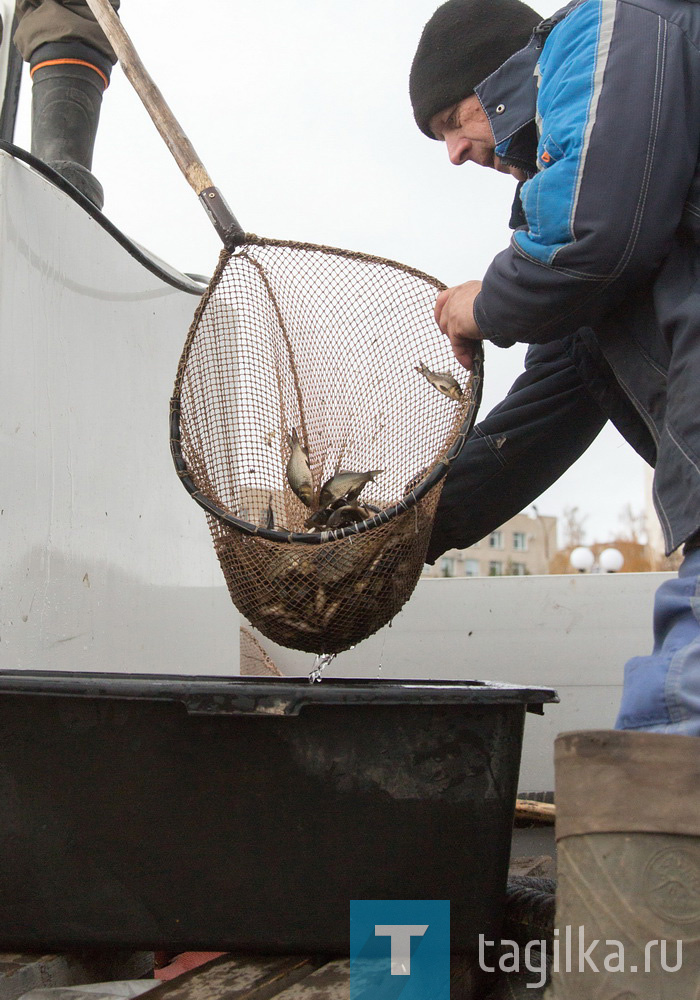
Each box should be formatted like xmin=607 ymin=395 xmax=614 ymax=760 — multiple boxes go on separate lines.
xmin=14 ymin=0 xmax=652 ymax=547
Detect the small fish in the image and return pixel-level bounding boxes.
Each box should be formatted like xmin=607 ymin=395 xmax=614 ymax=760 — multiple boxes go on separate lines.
xmin=260 ymin=494 xmax=275 ymax=529
xmin=258 ymin=604 xmax=289 ymax=620
xmin=319 ymin=469 xmax=382 ymax=509
xmin=286 ymin=427 xmax=313 ymax=507
xmin=415 ymin=361 xmax=463 ymax=401
xmin=326 ymin=504 xmax=368 ymax=529
xmin=304 ymin=508 xmax=331 ymax=530
xmin=284 ymin=618 xmax=320 ymax=635
xmin=322 ymin=599 xmax=344 ymax=626
xmin=315 ymin=586 xmax=328 ymax=615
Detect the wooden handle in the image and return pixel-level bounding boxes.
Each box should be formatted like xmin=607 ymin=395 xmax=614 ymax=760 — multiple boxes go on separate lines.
xmin=514 ymin=799 xmax=556 ymax=823
xmin=84 ymin=0 xmax=212 ymax=195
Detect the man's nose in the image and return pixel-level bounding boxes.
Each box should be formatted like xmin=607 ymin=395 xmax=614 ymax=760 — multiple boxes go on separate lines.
xmin=446 ymin=135 xmax=472 ymax=167
xmin=445 ymin=134 xmax=471 ymax=166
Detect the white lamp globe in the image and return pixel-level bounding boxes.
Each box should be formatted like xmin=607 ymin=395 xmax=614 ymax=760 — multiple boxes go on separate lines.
xmin=599 ymin=547 xmax=624 ymax=573
xmin=570 ymin=546 xmax=595 ymax=572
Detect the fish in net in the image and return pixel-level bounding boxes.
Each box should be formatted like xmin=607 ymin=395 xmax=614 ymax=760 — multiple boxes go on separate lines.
xmin=171 ymin=236 xmax=483 ymax=653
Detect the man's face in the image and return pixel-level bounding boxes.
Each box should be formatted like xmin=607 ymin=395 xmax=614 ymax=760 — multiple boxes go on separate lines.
xmin=429 ymin=94 xmax=528 ymax=182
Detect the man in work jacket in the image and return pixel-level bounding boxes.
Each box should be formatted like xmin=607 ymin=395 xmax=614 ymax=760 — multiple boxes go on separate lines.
xmin=411 ymin=0 xmax=700 ymax=736
xmin=12 ymin=0 xmax=120 ymax=208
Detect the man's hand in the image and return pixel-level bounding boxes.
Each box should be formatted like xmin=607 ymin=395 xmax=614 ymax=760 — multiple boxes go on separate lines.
xmin=434 ymin=280 xmax=484 ymax=370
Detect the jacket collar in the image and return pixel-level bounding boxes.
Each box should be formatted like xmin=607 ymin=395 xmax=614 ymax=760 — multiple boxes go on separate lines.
xmin=474 ymin=3 xmax=573 ymax=162
xmin=474 ymin=37 xmax=541 ymax=152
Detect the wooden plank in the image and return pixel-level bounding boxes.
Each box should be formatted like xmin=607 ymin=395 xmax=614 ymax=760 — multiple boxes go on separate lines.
xmin=262 ymin=959 xmax=350 ymax=999
xmin=238 ymin=955 xmax=483 ymax=1000
xmin=514 ymin=799 xmax=556 ymax=823
xmin=0 ymin=954 xmax=153 ymax=1000
xmin=147 ymin=955 xmax=321 ymax=1000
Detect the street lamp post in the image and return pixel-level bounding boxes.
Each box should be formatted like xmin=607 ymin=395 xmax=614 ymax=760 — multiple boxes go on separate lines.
xmin=570 ymin=546 xmax=596 ymax=573
xmin=599 ymin=547 xmax=625 ymax=573
xmin=569 ymin=546 xmax=624 ymax=573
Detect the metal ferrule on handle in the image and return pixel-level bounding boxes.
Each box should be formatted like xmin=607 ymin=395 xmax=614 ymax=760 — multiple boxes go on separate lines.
xmin=199 ymin=187 xmax=245 ymax=248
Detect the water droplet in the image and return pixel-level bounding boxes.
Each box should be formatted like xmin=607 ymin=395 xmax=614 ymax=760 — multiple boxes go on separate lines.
xmin=308 ymin=652 xmax=336 ymax=684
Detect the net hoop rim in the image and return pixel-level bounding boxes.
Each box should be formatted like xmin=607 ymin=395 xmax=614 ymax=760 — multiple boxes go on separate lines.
xmin=169 ymin=235 xmax=484 ymax=545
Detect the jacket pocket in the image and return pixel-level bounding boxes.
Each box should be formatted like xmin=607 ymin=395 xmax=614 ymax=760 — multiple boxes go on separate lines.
xmin=538 ymin=133 xmax=565 ymax=170
xmin=520 ymin=133 xmax=566 ymax=243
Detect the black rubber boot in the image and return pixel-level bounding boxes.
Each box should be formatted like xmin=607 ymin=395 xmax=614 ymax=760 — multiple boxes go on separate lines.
xmin=30 ymin=60 xmax=106 ymax=210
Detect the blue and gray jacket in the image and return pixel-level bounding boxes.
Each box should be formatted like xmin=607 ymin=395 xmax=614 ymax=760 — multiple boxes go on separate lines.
xmin=428 ymin=0 xmax=700 ymax=560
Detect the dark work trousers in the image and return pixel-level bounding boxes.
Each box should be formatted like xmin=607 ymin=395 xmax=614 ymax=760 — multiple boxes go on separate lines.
xmin=13 ymin=0 xmax=120 ymax=63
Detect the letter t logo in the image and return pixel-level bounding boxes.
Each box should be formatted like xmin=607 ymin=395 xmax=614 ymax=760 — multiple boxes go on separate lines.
xmin=374 ymin=924 xmax=429 ymax=975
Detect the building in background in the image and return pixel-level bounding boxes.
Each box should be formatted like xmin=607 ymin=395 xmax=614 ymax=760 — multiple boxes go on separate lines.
xmin=423 ymin=510 xmax=558 ymax=578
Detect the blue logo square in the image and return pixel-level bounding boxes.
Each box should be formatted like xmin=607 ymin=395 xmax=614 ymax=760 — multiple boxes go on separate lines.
xmin=350 ymin=900 xmax=450 ymax=1000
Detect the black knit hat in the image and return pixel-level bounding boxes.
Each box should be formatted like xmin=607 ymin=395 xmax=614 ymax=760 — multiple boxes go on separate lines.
xmin=410 ymin=0 xmax=542 ymax=138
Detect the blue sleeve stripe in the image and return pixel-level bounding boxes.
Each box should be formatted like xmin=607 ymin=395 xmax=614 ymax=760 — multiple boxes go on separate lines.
xmin=569 ymin=0 xmax=616 ymax=240
xmin=513 ymin=0 xmax=617 ymax=266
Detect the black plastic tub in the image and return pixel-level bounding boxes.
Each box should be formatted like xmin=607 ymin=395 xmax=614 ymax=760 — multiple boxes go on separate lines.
xmin=0 ymin=671 xmax=557 ymax=953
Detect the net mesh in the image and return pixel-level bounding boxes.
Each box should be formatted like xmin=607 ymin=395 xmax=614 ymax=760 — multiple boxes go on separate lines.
xmin=239 ymin=626 xmax=283 ymax=676
xmin=172 ymin=236 xmax=482 ymax=654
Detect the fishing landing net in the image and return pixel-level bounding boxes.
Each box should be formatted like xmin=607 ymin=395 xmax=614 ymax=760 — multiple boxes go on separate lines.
xmin=171 ymin=235 xmax=483 ymax=655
